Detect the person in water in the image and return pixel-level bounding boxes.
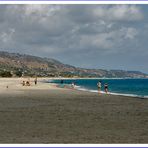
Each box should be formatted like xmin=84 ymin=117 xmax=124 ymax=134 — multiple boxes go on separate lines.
xmin=104 ymin=83 xmax=108 ymax=93
xmin=97 ymin=81 xmax=101 ymax=93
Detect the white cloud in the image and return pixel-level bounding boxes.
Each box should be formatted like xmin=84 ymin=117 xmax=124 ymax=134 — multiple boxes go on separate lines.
xmin=0 ymin=28 xmax=15 ymax=43
xmin=93 ymin=5 xmax=143 ymax=21
xmin=124 ymin=27 xmax=138 ymax=39
xmin=23 ymin=5 xmax=62 ymax=22
xmin=78 ymin=26 xmax=138 ymax=54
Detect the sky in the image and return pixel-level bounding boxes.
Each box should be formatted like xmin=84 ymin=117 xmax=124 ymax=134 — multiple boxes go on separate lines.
xmin=0 ymin=4 xmax=148 ymax=73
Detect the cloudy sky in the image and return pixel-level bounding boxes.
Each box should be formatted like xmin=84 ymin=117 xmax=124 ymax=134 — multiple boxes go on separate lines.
xmin=0 ymin=4 xmax=148 ymax=73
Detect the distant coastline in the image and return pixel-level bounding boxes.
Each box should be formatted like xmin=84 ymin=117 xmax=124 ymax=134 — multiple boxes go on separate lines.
xmin=0 ymin=51 xmax=147 ymax=78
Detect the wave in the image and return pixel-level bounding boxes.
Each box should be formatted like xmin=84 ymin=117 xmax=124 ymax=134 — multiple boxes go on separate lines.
xmin=74 ymin=85 xmax=148 ymax=99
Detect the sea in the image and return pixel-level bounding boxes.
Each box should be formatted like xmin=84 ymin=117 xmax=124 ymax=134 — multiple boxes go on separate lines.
xmin=48 ymin=78 xmax=148 ymax=98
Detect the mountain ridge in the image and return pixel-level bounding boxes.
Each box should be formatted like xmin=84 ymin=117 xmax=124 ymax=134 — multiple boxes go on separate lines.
xmin=0 ymin=51 xmax=147 ymax=78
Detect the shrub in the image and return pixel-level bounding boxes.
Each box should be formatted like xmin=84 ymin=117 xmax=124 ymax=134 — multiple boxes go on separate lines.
xmin=0 ymin=71 xmax=12 ymax=77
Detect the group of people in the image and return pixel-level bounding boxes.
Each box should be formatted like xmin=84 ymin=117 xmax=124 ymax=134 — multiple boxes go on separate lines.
xmin=22 ymin=80 xmax=30 ymax=86
xmin=22 ymin=77 xmax=38 ymax=86
xmin=97 ymin=81 xmax=108 ymax=94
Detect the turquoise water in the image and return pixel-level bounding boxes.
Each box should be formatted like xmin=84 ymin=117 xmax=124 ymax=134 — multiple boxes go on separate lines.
xmin=49 ymin=78 xmax=148 ymax=98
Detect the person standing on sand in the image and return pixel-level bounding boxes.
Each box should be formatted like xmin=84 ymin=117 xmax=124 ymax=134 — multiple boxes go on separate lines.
xmin=22 ymin=81 xmax=25 ymax=86
xmin=97 ymin=81 xmax=101 ymax=93
xmin=104 ymin=83 xmax=108 ymax=93
xmin=26 ymin=80 xmax=30 ymax=86
xmin=34 ymin=77 xmax=37 ymax=85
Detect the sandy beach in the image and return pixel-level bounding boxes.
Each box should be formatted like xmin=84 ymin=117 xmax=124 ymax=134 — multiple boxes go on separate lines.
xmin=0 ymin=78 xmax=147 ymax=143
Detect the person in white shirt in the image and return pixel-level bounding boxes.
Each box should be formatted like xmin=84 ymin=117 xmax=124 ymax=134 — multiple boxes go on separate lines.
xmin=97 ymin=81 xmax=101 ymax=93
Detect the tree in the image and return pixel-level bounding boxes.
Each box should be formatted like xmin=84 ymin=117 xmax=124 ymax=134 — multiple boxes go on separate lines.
xmin=15 ymin=70 xmax=22 ymax=77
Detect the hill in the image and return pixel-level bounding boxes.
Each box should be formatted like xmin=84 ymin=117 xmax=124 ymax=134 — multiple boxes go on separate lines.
xmin=0 ymin=51 xmax=147 ymax=78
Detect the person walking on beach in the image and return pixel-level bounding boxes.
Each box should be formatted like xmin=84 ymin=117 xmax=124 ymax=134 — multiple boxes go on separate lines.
xmin=104 ymin=83 xmax=108 ymax=93
xmin=97 ymin=81 xmax=101 ymax=93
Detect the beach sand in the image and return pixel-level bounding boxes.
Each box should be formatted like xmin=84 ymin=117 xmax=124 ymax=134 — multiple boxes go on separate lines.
xmin=0 ymin=78 xmax=147 ymax=143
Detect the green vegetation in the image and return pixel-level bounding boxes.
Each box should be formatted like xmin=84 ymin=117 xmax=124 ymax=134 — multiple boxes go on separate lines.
xmin=0 ymin=71 xmax=12 ymax=77
xmin=15 ymin=70 xmax=22 ymax=77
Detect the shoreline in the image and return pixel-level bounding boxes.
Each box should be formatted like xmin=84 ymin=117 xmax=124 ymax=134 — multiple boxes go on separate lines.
xmin=0 ymin=77 xmax=147 ymax=99
xmin=44 ymin=78 xmax=148 ymax=99
xmin=74 ymin=86 xmax=148 ymax=99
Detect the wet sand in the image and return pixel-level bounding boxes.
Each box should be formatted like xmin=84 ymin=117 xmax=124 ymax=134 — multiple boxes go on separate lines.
xmin=0 ymin=78 xmax=148 ymax=143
